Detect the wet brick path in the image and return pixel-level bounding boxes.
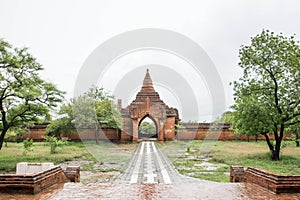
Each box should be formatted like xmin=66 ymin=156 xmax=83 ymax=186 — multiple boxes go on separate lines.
xmin=1 ymin=141 xmax=300 ymax=199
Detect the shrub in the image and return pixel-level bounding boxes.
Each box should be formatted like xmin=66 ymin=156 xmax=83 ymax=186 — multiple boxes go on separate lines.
xmin=23 ymin=138 xmax=34 ymax=155
xmin=44 ymin=136 xmax=69 ymax=154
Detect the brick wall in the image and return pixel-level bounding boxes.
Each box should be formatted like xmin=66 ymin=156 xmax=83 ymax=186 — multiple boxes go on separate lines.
xmin=176 ymin=123 xmax=290 ymax=141
xmin=61 ymin=128 xmax=120 ymax=141
xmin=11 ymin=125 xmax=120 ymax=142
xmin=230 ymin=166 xmax=300 ymax=194
xmin=10 ymin=122 xmax=292 ymax=142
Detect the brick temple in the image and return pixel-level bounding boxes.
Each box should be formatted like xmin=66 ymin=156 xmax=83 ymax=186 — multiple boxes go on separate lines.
xmin=120 ymin=69 xmax=179 ymax=142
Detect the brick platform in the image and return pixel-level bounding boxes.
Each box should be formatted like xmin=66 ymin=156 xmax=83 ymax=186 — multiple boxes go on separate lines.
xmin=230 ymin=166 xmax=300 ymax=194
xmin=0 ymin=165 xmax=80 ymax=194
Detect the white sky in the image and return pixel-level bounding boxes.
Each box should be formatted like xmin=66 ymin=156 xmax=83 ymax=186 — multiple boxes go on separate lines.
xmin=0 ymin=0 xmax=299 ymax=121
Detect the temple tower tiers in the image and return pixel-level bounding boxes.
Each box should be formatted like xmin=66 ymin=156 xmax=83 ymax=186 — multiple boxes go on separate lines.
xmin=120 ymin=69 xmax=179 ymax=142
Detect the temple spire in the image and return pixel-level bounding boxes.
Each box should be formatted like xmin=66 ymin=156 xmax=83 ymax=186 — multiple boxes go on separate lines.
xmin=141 ymin=69 xmax=155 ymax=92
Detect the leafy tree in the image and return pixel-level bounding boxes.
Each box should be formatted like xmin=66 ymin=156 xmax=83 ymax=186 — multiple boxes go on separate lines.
xmin=0 ymin=39 xmax=64 ymax=150
xmin=232 ymin=96 xmax=272 ymax=142
xmin=139 ymin=121 xmax=156 ymax=135
xmin=50 ymin=86 xmax=122 ymax=144
xmin=285 ymin=124 xmax=300 ymax=147
xmin=232 ymin=30 xmax=300 ymax=160
xmin=95 ymin=98 xmax=122 ymax=129
xmin=45 ymin=103 xmax=75 ymax=138
xmin=72 ymin=94 xmax=100 ymax=143
xmin=214 ymin=111 xmax=235 ymax=124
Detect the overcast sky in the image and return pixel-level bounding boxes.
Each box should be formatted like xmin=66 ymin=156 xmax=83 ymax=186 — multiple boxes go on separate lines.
xmin=1 ymin=0 xmax=299 ymax=122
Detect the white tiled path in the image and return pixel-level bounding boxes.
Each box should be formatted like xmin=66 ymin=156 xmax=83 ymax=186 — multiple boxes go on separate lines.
xmin=121 ymin=141 xmax=175 ymax=184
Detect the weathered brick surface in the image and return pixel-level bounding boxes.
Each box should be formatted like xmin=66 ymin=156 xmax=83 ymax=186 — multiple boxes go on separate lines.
xmin=120 ymin=69 xmax=179 ymax=142
xmin=61 ymin=128 xmax=120 ymax=141
xmin=230 ymin=166 xmax=245 ymax=182
xmin=0 ymin=166 xmax=69 ymax=194
xmin=65 ymin=166 xmax=80 ymax=183
xmin=230 ymin=166 xmax=300 ymax=194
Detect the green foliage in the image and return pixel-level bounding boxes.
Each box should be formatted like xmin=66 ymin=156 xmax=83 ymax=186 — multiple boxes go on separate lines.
xmin=214 ymin=111 xmax=235 ymax=124
xmin=44 ymin=135 xmax=68 ymax=154
xmin=0 ymin=39 xmax=64 ymax=149
xmin=22 ymin=138 xmax=34 ymax=155
xmin=95 ymin=98 xmax=122 ymax=129
xmin=232 ymin=97 xmax=271 ymax=139
xmin=285 ymin=124 xmax=300 ymax=147
xmin=46 ymin=103 xmax=75 ymax=137
xmin=72 ymin=86 xmax=122 ymax=143
xmin=139 ymin=121 xmax=156 ymax=135
xmin=175 ymin=122 xmax=186 ymax=133
xmin=232 ymin=30 xmax=300 ymax=160
xmin=46 ymin=86 xmax=122 ymax=143
xmin=4 ymin=129 xmax=22 ymax=147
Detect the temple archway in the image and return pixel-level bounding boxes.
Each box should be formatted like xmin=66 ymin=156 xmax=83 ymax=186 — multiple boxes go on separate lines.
xmin=120 ymin=69 xmax=179 ymax=142
xmin=138 ymin=115 xmax=158 ymax=139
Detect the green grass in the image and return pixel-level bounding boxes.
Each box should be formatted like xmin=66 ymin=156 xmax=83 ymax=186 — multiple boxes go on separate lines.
xmin=0 ymin=141 xmax=138 ymax=173
xmin=0 ymin=142 xmax=88 ymax=173
xmin=160 ymin=140 xmax=300 ymax=182
xmin=193 ymin=172 xmax=229 ymax=182
xmin=210 ymin=141 xmax=300 ymax=175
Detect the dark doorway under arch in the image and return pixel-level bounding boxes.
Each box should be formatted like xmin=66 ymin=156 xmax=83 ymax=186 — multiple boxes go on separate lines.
xmin=138 ymin=116 xmax=158 ymax=139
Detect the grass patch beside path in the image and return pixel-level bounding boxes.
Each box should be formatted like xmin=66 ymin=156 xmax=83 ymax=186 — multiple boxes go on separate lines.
xmin=159 ymin=140 xmax=300 ymax=183
xmin=0 ymin=141 xmax=138 ymax=174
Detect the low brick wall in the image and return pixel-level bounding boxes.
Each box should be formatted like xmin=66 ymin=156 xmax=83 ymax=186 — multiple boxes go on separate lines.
xmin=7 ymin=122 xmax=293 ymax=142
xmin=177 ymin=123 xmax=291 ymax=141
xmin=230 ymin=166 xmax=300 ymax=194
xmin=0 ymin=165 xmax=80 ymax=194
xmin=9 ymin=126 xmax=120 ymax=142
xmin=61 ymin=128 xmax=120 ymax=141
xmin=0 ymin=166 xmax=68 ymax=194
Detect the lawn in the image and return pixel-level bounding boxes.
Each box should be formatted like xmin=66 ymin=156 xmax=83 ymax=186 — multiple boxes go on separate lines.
xmin=0 ymin=141 xmax=138 ymax=174
xmin=159 ymin=140 xmax=300 ymax=182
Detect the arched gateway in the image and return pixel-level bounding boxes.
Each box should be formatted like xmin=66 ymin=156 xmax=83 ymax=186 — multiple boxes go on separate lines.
xmin=120 ymin=69 xmax=179 ymax=142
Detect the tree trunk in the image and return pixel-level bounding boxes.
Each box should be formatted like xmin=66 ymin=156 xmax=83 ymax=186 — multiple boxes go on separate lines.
xmin=263 ymin=133 xmax=274 ymax=151
xmin=272 ymin=149 xmax=280 ymax=161
xmin=0 ymin=131 xmax=6 ymax=150
xmin=95 ymin=127 xmax=99 ymax=144
xmin=296 ymin=141 xmax=299 ymax=147
xmin=271 ymin=125 xmax=284 ymax=161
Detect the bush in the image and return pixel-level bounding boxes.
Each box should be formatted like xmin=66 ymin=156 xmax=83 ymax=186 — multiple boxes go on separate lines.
xmin=23 ymin=138 xmax=34 ymax=155
xmin=44 ymin=136 xmax=69 ymax=154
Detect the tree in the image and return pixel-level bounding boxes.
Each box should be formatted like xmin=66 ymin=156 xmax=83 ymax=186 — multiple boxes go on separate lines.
xmin=232 ymin=96 xmax=273 ymax=142
xmin=52 ymin=86 xmax=122 ymax=144
xmin=45 ymin=103 xmax=75 ymax=138
xmin=214 ymin=111 xmax=235 ymax=124
xmin=139 ymin=121 xmax=156 ymax=135
xmin=232 ymin=30 xmax=300 ymax=160
xmin=285 ymin=124 xmax=300 ymax=147
xmin=0 ymin=39 xmax=64 ymax=150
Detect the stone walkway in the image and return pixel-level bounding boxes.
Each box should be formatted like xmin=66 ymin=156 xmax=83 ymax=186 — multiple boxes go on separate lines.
xmin=1 ymin=141 xmax=300 ymax=199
